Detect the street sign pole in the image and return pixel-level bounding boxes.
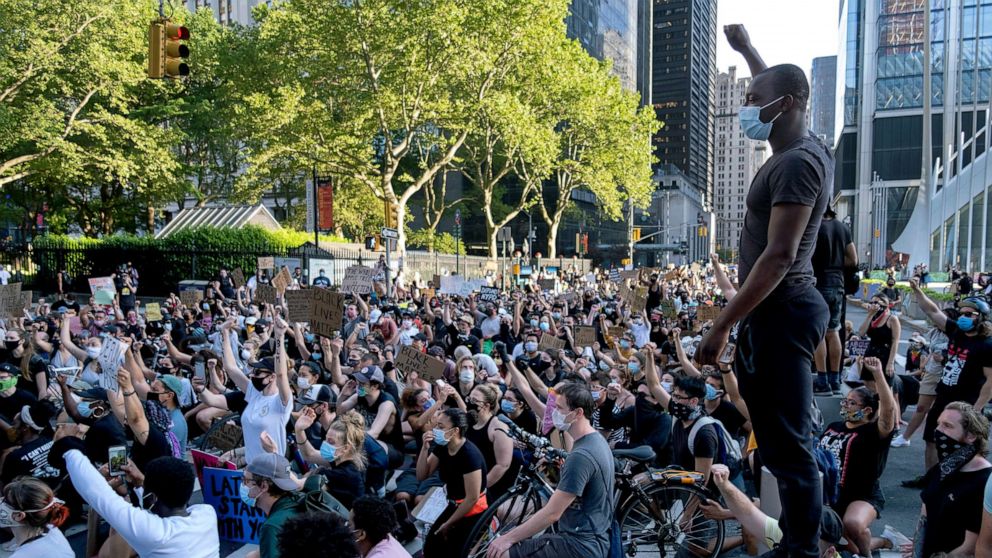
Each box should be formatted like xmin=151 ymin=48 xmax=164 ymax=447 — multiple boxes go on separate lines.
xmin=455 ymin=209 xmax=462 ymax=276
xmin=381 ymin=227 xmax=398 ymax=299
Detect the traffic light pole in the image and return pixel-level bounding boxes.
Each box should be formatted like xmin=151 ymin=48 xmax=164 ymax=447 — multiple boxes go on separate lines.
xmin=385 ymin=238 xmax=393 ymax=299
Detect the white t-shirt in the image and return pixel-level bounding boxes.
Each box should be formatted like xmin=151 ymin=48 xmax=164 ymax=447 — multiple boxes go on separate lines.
xmin=242 ymin=384 xmax=292 ymax=463
xmin=66 ymin=450 xmax=219 ymax=558
xmin=0 ymin=269 xmax=10 ymax=285
xmin=11 ymin=526 xmax=73 ymax=558
xmin=479 ymin=316 xmax=501 ymax=339
xmin=629 ymin=321 xmax=650 ymax=348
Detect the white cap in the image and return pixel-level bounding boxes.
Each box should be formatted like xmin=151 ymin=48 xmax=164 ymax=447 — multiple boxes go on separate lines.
xmin=369 ymin=309 xmax=382 ymax=324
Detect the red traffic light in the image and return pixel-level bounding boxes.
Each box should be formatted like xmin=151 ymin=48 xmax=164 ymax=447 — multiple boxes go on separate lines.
xmin=166 ymin=24 xmax=189 ymax=40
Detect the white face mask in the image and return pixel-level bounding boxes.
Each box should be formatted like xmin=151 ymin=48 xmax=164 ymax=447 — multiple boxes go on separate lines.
xmin=241 ymin=348 xmax=252 ymax=360
xmin=86 ymin=346 xmax=101 ymax=359
xmin=459 ymin=369 xmax=475 ymax=384
xmin=551 ymin=408 xmax=574 ymax=432
xmin=297 ymin=377 xmax=311 ymax=390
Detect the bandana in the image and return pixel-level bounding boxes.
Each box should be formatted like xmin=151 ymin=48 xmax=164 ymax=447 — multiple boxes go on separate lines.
xmin=935 ymin=430 xmax=978 ymax=482
xmin=669 ymin=400 xmax=703 ymax=422
xmin=19 ymin=406 xmax=44 ymax=432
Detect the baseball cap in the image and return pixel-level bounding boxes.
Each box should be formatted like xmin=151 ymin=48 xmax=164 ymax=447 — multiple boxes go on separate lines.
xmin=245 ymin=316 xmax=258 ymax=326
xmin=299 ymin=385 xmax=334 ymax=405
xmin=246 ymin=453 xmax=299 ymax=492
xmin=369 ymin=309 xmax=382 ymax=324
xmin=0 ymin=362 xmax=20 ymax=376
xmin=458 ymin=314 xmax=475 ymax=327
xmin=159 ymin=375 xmax=184 ymax=398
xmin=249 ymin=357 xmax=277 ymax=373
xmin=354 ymin=365 xmax=384 ymax=384
xmin=413 ymin=332 xmax=428 ymax=342
xmin=76 ymin=387 xmax=109 ymax=402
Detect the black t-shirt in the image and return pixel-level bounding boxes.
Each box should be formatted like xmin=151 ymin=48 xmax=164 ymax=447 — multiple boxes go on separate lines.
xmin=0 ymin=389 xmax=38 ymax=423
xmin=709 ymin=401 xmax=746 ymax=439
xmin=357 ymin=392 xmax=403 ymax=449
xmin=51 ymin=300 xmax=81 ymax=314
xmin=668 ymin=403 xmax=718 ymax=471
xmin=508 ymin=408 xmax=538 ymax=436
xmin=601 ymin=394 xmax=672 ymax=464
xmin=119 ymin=285 xmax=136 ymax=310
xmin=83 ymin=414 xmax=128 ymax=464
xmin=739 ymin=133 xmax=832 ymax=294
xmin=431 ymin=439 xmax=487 ymax=501
xmin=937 ymin=321 xmax=992 ymax=403
xmin=818 ymin=421 xmax=890 ymax=508
xmin=1 ymin=436 xmax=59 ymax=486
xmin=445 ymin=324 xmax=481 ymax=356
xmin=130 ymin=425 xmax=174 ymax=471
xmin=812 ymin=218 xmax=852 ymax=288
xmin=319 ymin=461 xmax=365 ymax=509
xmin=920 ymin=466 xmax=992 ymax=557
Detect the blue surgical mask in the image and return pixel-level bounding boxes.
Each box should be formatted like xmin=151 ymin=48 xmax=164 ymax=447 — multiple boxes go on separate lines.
xmin=705 ymin=384 xmax=721 ymax=401
xmin=539 ymin=322 xmax=550 ymax=332
xmin=738 ymin=95 xmax=785 ymax=141
xmin=311 ymin=352 xmax=322 ymax=361
xmin=305 ymin=333 xmax=316 ymax=343
xmin=525 ymin=341 xmax=538 ymax=353
xmin=627 ymin=361 xmax=640 ymax=374
xmin=620 ymin=340 xmax=631 ymax=350
xmin=591 ymin=390 xmax=601 ymax=401
xmin=598 ymin=361 xmax=610 ymax=372
xmin=423 ymin=398 xmax=436 ymax=411
xmin=319 ymin=441 xmax=337 ymax=462
xmin=661 ymin=381 xmax=673 ymax=393
xmin=529 ymin=319 xmax=538 ymax=329
xmin=432 ymin=427 xmax=449 ymax=446
xmin=459 ymin=370 xmax=475 ymax=384
xmin=78 ymin=401 xmax=95 ymax=418
xmin=957 ymin=316 xmax=977 ymax=332
xmin=500 ymin=400 xmax=516 ymax=414
xmin=239 ymin=483 xmax=257 ymax=508
xmin=552 ymin=312 xmax=561 ymax=320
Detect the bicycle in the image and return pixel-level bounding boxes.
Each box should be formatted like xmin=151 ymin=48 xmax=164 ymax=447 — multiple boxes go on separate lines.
xmin=463 ymin=418 xmax=725 ymax=558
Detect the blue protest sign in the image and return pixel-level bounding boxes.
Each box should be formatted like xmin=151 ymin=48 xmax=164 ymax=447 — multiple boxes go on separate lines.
xmin=201 ymin=467 xmax=267 ymax=544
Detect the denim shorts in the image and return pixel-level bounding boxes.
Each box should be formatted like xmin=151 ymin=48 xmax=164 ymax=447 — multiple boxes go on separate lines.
xmin=817 ymin=286 xmax=845 ymax=331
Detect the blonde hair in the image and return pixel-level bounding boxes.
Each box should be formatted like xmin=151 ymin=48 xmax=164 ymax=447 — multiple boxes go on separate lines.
xmin=330 ymin=411 xmax=368 ymax=470
xmin=945 ymin=401 xmax=990 ymax=455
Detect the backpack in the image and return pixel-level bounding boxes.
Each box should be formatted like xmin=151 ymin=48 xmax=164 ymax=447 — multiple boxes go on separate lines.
xmin=296 ymin=474 xmax=349 ymax=519
xmin=687 ymin=416 xmax=743 ymax=469
xmin=813 ymin=446 xmax=840 ymax=506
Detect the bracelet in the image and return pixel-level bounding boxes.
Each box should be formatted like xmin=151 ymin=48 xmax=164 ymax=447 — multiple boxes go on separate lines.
xmin=122 ymin=390 xmax=136 ymax=397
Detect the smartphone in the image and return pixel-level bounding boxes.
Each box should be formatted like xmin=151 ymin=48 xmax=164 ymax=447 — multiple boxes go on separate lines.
xmin=436 ymin=379 xmax=446 ymax=388
xmin=194 ymin=361 xmax=206 ymax=381
xmin=718 ymin=343 xmax=736 ymax=365
xmin=108 ymin=445 xmax=127 ymax=476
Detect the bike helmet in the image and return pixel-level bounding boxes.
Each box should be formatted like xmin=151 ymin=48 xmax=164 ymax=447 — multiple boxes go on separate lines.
xmin=958 ymin=297 xmax=990 ymax=318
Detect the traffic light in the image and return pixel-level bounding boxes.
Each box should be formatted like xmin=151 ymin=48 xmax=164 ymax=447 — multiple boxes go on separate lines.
xmin=148 ymin=19 xmax=190 ymax=79
xmin=384 ymin=200 xmax=399 ymax=229
xmin=697 ymin=226 xmax=708 ymax=237
xmin=632 ymin=228 xmax=641 ymax=242
xmin=365 ymin=236 xmax=377 ymax=250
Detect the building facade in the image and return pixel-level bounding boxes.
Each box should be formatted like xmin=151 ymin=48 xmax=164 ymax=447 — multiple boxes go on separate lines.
xmin=636 ymin=165 xmax=713 ymax=266
xmin=714 ymin=67 xmax=769 ymax=260
xmin=650 ymin=0 xmax=717 ymax=204
xmin=811 ymin=55 xmax=838 ymax=145
xmin=186 ymin=0 xmax=269 ymax=26
xmin=567 ymin=0 xmax=640 ymax=94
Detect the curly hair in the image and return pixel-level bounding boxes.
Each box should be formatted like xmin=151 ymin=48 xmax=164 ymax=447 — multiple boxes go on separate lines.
xmin=400 ymin=386 xmax=429 ymax=413
xmin=352 ymin=496 xmax=397 ymax=546
xmin=277 ymin=512 xmax=359 ymax=558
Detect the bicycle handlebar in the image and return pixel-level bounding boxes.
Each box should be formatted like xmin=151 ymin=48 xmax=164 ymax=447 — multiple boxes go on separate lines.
xmin=498 ymin=415 xmax=568 ymax=462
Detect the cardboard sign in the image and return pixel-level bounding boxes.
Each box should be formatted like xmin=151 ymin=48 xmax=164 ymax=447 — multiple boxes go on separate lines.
xmin=539 ymin=332 xmax=566 ymax=353
xmin=201 ymin=467 xmax=266 ymax=544
xmin=342 ymin=265 xmax=375 ymax=295
xmin=421 ymin=288 xmax=436 ymax=301
xmin=96 ymin=336 xmax=125 ymax=393
xmin=664 ymin=270 xmax=679 ymax=281
xmin=395 ymin=345 xmax=447 ymax=382
xmin=272 ymin=266 xmax=292 ymax=294
xmin=0 ymin=283 xmax=21 ymax=318
xmin=574 ymin=325 xmax=597 ymax=348
xmin=254 ymin=284 xmax=276 ymax=306
xmin=285 ymin=289 xmax=313 ymax=323
xmin=88 ymin=277 xmax=116 ymax=306
xmin=310 ymin=288 xmax=344 ymax=338
xmin=412 ymin=486 xmax=448 ymax=524
xmin=257 ymin=256 xmax=274 ymax=270
xmin=538 ymin=279 xmax=556 ymax=291
xmin=607 ymin=325 xmax=625 ymax=339
xmin=620 ymin=270 xmax=639 ymax=281
xmin=619 ymin=284 xmax=632 ymax=304
xmin=659 ymin=300 xmax=677 ymax=319
xmin=145 ymin=303 xmax=163 ymax=322
xmin=19 ymin=290 xmax=32 ymax=311
xmin=696 ymin=305 xmax=721 ymax=322
xmin=190 ymin=449 xmax=237 ymax=485
xmin=478 ymin=286 xmax=500 ymax=303
xmin=630 ymin=286 xmax=648 ymax=315
xmin=609 ymin=269 xmax=620 ymax=282
xmin=432 ymin=274 xmax=441 ymax=289
xmin=231 ymin=268 xmax=245 ymax=288
xmin=206 ymin=422 xmax=244 ymax=453
xmin=848 ymin=338 xmax=871 ymax=357
xmin=180 ymin=289 xmax=204 ymax=309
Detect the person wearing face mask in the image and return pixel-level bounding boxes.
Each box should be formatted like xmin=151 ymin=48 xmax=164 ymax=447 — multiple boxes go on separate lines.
xmin=816 ymin=357 xmax=897 ymax=557
xmin=627 ymin=310 xmax=650 ymax=349
xmin=239 ymin=453 xmax=303 ymax=558
xmin=465 ymin=384 xmax=517 ymax=502
xmin=295 ymin=411 xmax=367 ymax=509
xmin=338 ymin=366 xmax=404 ymax=467
xmin=601 ymin=354 xmax=672 ymax=464
xmin=857 ymin=294 xmax=901 ymax=385
xmin=0 ymin=401 xmax=59 ymax=487
xmin=58 ymin=381 xmax=127 ymax=464
xmin=312 ymin=268 xmax=331 ymax=288
xmin=702 ymin=371 xmax=749 ymax=439
xmin=910 ymin=402 xmax=991 ymax=558
xmin=910 ymin=281 xmax=992 ymax=477
xmin=499 ymin=387 xmax=538 ymax=435
xmin=0 ymin=477 xmax=72 ymax=557
xmin=294 ymin=361 xmax=334 ymax=408
xmin=0 ymin=364 xmax=38 ymax=439
xmin=145 ymin=375 xmax=187 ymax=454
xmin=442 ymin=306 xmax=481 ymax=357
xmin=486 ymin=382 xmax=614 ymax=558
xmin=452 ymin=356 xmax=479 ymax=399
xmin=350 ymin=496 xmax=412 ymax=558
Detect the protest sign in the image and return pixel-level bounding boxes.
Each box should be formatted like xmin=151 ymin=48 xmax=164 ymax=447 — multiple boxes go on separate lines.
xmin=96 ymin=337 xmax=125 ymax=393
xmin=421 ymin=288 xmax=436 ymax=301
xmin=620 ymin=270 xmax=639 ymax=281
xmin=0 ymin=283 xmax=20 ymax=318
xmin=201 ymin=467 xmax=266 ymax=545
xmin=285 ymin=289 xmax=313 ymax=323
xmin=395 ymin=345 xmax=447 ymax=382
xmin=607 ymin=325 xmax=625 ymax=339
xmin=664 ymin=270 xmax=679 ymax=281
xmin=272 ymin=266 xmax=292 ymax=294
xmin=310 ymin=288 xmax=344 ymax=338
xmin=432 ymin=274 xmax=441 ymax=289
xmin=341 ymin=265 xmax=375 ymax=295
xmin=231 ymin=268 xmax=245 ymax=288
xmin=848 ymin=338 xmax=871 ymax=357
xmin=609 ymin=269 xmax=620 ymax=282
xmin=190 ymin=449 xmax=237 ymax=485
xmin=539 ymin=333 xmax=566 ymax=353
xmin=88 ymin=277 xmax=116 ymax=306
xmin=478 ymin=286 xmax=500 ymax=303
xmin=618 ymin=284 xmax=632 ymax=304
xmin=19 ymin=290 xmax=32 ymax=314
xmin=439 ymin=275 xmax=462 ymax=295
xmin=254 ymin=284 xmax=276 ymax=306
xmin=206 ymin=422 xmax=244 ymax=453
xmin=696 ymin=305 xmax=721 ymax=322
xmin=180 ymin=289 xmax=204 ymax=309
xmin=412 ymin=486 xmax=448 ymax=524
xmin=574 ymin=325 xmax=597 ymax=348
xmin=660 ymin=300 xmax=677 ymax=319
xmin=630 ymin=286 xmax=648 ymax=315
xmin=538 ymin=279 xmax=556 ymax=291
xmin=145 ymin=303 xmax=163 ymax=322
xmin=274 ymin=257 xmax=303 ymax=274
xmin=257 ymin=256 xmax=274 ymax=270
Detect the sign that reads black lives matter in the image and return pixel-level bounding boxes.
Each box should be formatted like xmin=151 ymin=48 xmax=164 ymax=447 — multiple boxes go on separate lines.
xmin=310 ymin=288 xmax=344 ymax=338
xmin=395 ymin=345 xmax=446 ymax=382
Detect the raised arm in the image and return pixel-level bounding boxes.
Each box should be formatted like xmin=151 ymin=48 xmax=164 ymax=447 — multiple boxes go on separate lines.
xmin=643 ymin=346 xmax=671 ymax=408
xmin=117 ymin=367 xmax=150 ymax=446
xmin=724 ymin=24 xmax=767 ymax=76
xmin=672 ymin=329 xmax=701 ymax=377
xmin=909 ymin=279 xmax=948 ymax=331
xmin=60 ymin=317 xmax=89 ymax=362
xmin=220 ymin=318 xmax=249 ymax=392
xmin=709 ymin=253 xmax=738 ymax=300
xmin=273 ymin=318 xmax=292 ymax=406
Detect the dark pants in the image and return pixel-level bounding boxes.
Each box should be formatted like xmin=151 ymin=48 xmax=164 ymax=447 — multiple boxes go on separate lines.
xmin=735 ymin=285 xmax=827 ymax=558
xmin=423 ymin=502 xmax=481 ymax=558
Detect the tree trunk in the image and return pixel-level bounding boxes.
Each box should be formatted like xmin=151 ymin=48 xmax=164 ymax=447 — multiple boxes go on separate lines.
xmin=547 ymin=220 xmax=560 ymax=259
xmin=146 ymin=205 xmax=155 ymax=233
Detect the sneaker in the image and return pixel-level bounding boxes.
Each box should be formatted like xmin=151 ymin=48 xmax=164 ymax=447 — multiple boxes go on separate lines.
xmin=890 ymin=435 xmax=911 ymax=448
xmin=880 ymin=525 xmax=912 ymax=549
xmin=830 ymin=383 xmax=842 ymax=395
xmin=1 ymin=540 xmax=17 ymax=552
xmin=901 ymin=474 xmax=927 ymax=489
xmin=813 ymin=382 xmax=833 ymax=396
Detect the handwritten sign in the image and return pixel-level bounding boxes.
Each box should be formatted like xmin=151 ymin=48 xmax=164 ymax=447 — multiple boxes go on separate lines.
xmin=206 ymin=422 xmax=243 ymax=453
xmin=574 ymin=325 xmax=597 ymax=348
xmin=271 ymin=266 xmax=292 ymax=294
xmin=660 ymin=300 xmax=677 ymax=319
xmin=201 ymin=467 xmax=266 ymax=544
xmin=231 ymin=268 xmax=245 ymax=288
xmin=607 ymin=325 xmax=625 ymax=339
xmin=478 ymin=286 xmax=500 ymax=303
xmin=180 ymin=289 xmax=204 ymax=309
xmin=395 ymin=345 xmax=447 ymax=382
xmin=96 ymin=336 xmax=125 ymax=393
xmin=145 ymin=303 xmax=163 ymax=322
xmin=432 ymin=274 xmax=441 ymax=289
xmin=440 ymin=275 xmax=463 ymax=295
xmin=538 ymin=279 xmax=556 ymax=292
xmin=630 ymin=286 xmax=648 ymax=315
xmin=664 ymin=270 xmax=679 ymax=281
xmin=342 ymin=265 xmax=375 ymax=295
xmin=848 ymin=338 xmax=871 ymax=357
xmin=310 ymin=288 xmax=344 ymax=338
xmin=88 ymin=277 xmax=116 ymax=306
xmin=609 ymin=269 xmax=620 ymax=283
xmin=696 ymin=305 xmax=721 ymax=322
xmin=285 ymin=289 xmax=313 ymax=323
xmin=191 ymin=449 xmax=237 ymax=485
xmin=257 ymin=256 xmax=274 ymax=270
xmin=539 ymin=333 xmax=566 ymax=353
xmin=254 ymin=284 xmax=276 ymax=306
xmin=19 ymin=290 xmax=32 ymax=313
xmin=620 ymin=270 xmax=639 ymax=281
xmin=0 ymin=283 xmax=21 ymax=318
xmin=421 ymin=288 xmax=436 ymax=301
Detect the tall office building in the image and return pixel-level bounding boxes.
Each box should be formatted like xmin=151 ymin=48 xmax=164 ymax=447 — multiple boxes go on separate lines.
xmin=713 ymin=66 xmax=768 ymax=259
xmin=651 ymin=0 xmax=717 ymax=206
xmin=810 ymin=55 xmax=837 ymax=145
xmin=567 ymin=0 xmax=639 ymax=93
xmin=834 ymin=0 xmax=990 ymax=270
xmin=187 ymin=0 xmax=269 ymax=26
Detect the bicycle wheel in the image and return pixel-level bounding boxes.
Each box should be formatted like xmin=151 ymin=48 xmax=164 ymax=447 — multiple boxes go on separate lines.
xmin=617 ymin=483 xmax=725 ymax=558
xmin=462 ymin=487 xmax=550 ymax=558
xmin=196 ymin=412 xmax=242 ymax=453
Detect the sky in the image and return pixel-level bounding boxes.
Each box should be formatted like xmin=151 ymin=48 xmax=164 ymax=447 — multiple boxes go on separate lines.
xmin=716 ymin=0 xmax=841 ymax=79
